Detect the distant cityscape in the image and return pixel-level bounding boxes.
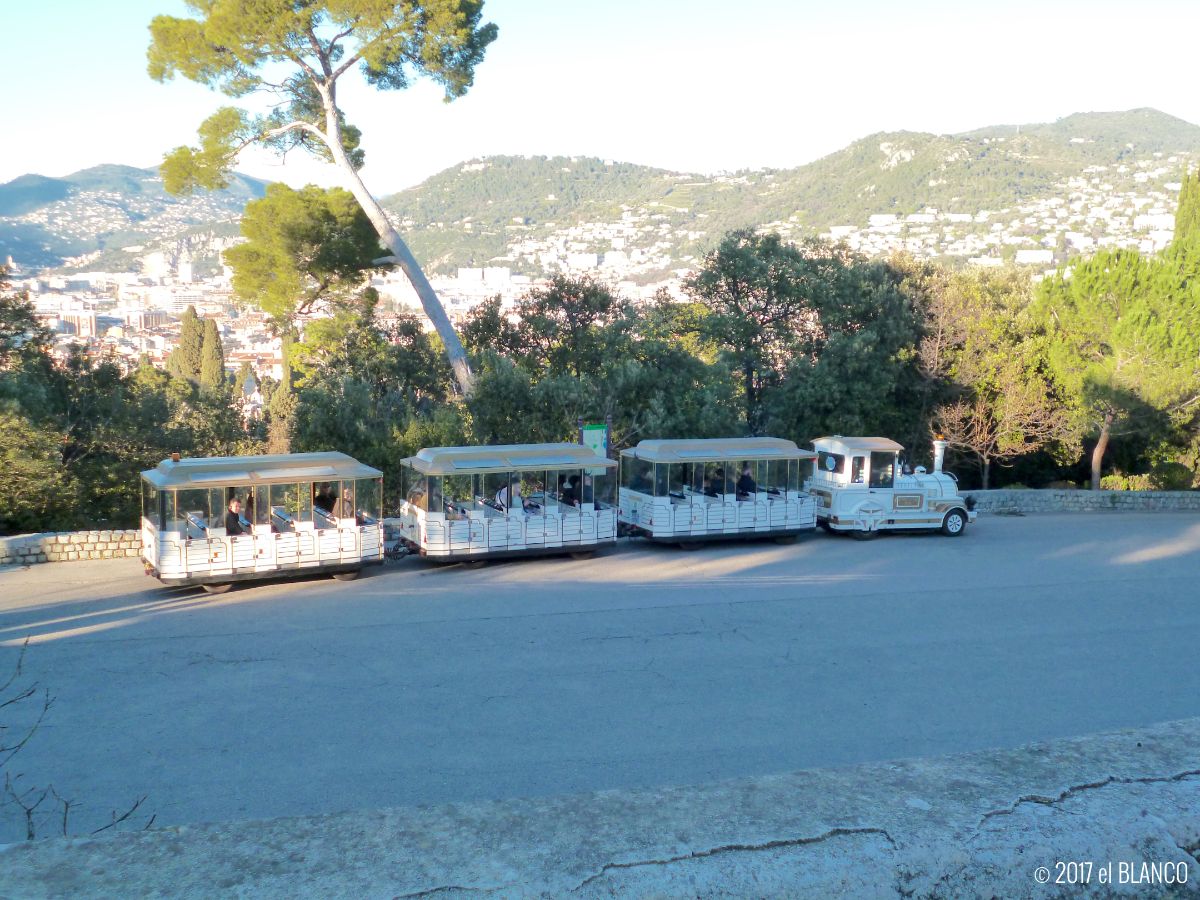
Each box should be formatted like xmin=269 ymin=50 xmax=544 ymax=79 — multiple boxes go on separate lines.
xmin=3 ymin=138 xmax=1192 ymax=422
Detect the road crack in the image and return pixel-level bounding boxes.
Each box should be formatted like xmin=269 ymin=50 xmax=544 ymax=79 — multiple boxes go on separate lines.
xmin=393 ymin=882 xmax=514 ymax=898
xmin=569 ymin=826 xmax=897 ymax=893
xmin=976 ymin=769 xmax=1200 ymax=828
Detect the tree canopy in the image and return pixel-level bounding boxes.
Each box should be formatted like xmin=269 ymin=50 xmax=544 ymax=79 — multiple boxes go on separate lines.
xmin=147 ymin=0 xmax=498 ymax=395
xmin=224 ymin=183 xmax=385 ymax=323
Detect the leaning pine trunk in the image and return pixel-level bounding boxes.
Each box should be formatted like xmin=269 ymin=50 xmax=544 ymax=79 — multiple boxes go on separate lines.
xmin=320 ymin=92 xmax=474 ymax=397
xmin=1090 ymin=412 xmax=1113 ymax=490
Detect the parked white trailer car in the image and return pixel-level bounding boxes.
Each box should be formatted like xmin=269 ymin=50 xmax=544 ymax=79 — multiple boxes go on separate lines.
xmin=140 ymin=452 xmax=385 ymax=592
xmin=806 ymin=436 xmax=976 ymax=537
xmin=619 ymin=437 xmax=818 ymax=547
xmin=396 ymin=443 xmax=618 ymax=564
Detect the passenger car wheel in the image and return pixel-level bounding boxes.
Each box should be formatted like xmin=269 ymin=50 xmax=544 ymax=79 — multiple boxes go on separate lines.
xmin=941 ymin=509 xmax=968 ymax=536
xmin=332 ymin=569 xmax=362 ymax=581
xmin=570 ymin=550 xmax=596 ymax=560
xmin=202 ymin=582 xmax=233 ymax=594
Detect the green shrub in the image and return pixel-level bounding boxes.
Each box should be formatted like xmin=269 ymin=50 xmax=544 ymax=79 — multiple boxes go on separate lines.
xmin=1100 ymin=472 xmax=1155 ymax=491
xmin=1150 ymin=462 xmax=1195 ymax=491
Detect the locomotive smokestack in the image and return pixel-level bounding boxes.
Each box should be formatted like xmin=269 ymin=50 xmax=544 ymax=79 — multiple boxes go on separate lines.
xmin=932 ymin=436 xmax=947 ymax=473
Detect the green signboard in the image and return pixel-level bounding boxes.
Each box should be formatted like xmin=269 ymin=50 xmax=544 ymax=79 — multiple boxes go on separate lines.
xmin=580 ymin=422 xmax=609 ymax=457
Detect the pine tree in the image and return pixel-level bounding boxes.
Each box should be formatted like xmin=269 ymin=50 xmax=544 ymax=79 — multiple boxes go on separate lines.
xmin=199 ymin=318 xmax=225 ymax=396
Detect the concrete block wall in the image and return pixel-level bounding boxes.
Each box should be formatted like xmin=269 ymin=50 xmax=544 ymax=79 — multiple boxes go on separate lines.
xmin=0 ymin=530 xmax=142 ymax=567
xmin=965 ymin=489 xmax=1200 ymax=514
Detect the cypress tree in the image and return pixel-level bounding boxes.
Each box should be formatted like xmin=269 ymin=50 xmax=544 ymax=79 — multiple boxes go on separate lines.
xmin=172 ymin=305 xmax=204 ymax=382
xmin=199 ymin=318 xmax=225 ymax=395
xmin=1173 ymin=168 xmax=1200 ymax=252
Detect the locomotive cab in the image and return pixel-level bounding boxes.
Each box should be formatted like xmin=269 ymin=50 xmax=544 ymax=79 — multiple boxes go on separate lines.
xmin=806 ymin=436 xmax=976 ymax=537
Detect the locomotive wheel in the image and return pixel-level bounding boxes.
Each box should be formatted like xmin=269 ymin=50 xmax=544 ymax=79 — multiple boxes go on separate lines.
xmin=941 ymin=509 xmax=968 ymax=536
xmin=570 ymin=550 xmax=596 ymax=561
xmin=202 ymin=582 xmax=233 ymax=594
xmin=817 ymin=520 xmax=833 ymax=533
xmin=851 ymin=526 xmax=879 ymax=541
xmin=332 ymin=569 xmax=362 ymax=581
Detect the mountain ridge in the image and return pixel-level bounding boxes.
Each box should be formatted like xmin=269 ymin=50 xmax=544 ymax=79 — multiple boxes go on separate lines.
xmin=3 ymin=109 xmax=1197 ymax=275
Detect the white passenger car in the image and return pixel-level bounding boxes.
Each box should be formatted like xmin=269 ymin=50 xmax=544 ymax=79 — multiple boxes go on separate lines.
xmin=619 ymin=437 xmax=818 ymax=547
xmin=396 ymin=443 xmax=618 ymax=564
xmin=806 ymin=436 xmax=976 ymax=537
xmin=140 ymin=452 xmax=384 ymax=592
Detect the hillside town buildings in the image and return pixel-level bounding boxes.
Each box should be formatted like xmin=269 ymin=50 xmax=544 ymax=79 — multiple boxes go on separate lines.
xmin=6 ymin=147 xmax=1189 ymax=391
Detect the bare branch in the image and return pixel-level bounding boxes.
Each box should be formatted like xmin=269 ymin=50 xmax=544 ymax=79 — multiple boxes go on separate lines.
xmin=4 ymin=772 xmax=50 ymax=841
xmin=0 ymin=688 xmax=52 ymax=768
xmin=303 ymin=25 xmax=332 ymax=78
xmin=263 ymin=119 xmax=333 ymax=152
xmin=91 ymin=795 xmax=150 ymax=835
xmin=0 ymin=638 xmax=28 ymax=695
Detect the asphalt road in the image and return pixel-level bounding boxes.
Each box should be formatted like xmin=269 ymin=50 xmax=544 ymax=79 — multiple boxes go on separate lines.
xmin=1 ymin=512 xmax=1198 ymax=841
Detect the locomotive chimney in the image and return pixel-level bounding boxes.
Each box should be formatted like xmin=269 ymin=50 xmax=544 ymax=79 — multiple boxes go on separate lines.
xmin=932 ymin=436 xmax=947 ymax=473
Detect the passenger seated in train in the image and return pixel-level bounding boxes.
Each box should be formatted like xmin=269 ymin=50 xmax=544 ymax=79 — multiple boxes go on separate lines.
xmin=314 ymin=483 xmax=336 ymax=515
xmin=494 ymin=481 xmax=523 ymax=511
xmin=736 ymin=464 xmax=757 ymax=499
xmin=225 ymin=497 xmax=247 ymax=536
xmin=704 ymin=469 xmax=725 ymax=498
xmin=560 ymin=474 xmax=579 ymax=506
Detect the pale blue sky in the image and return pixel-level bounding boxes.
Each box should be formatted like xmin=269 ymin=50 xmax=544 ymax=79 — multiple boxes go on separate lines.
xmin=5 ymin=1 xmax=1197 ymax=194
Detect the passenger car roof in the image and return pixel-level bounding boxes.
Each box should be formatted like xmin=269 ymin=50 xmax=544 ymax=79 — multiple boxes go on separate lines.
xmin=141 ymin=452 xmax=381 ymax=489
xmin=622 ymin=437 xmax=816 ymax=463
xmin=402 ymin=443 xmax=616 ymax=475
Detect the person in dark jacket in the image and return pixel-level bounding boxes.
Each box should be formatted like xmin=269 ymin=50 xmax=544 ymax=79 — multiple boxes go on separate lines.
xmin=736 ymin=464 xmax=757 ymax=498
xmin=225 ymin=498 xmax=247 ymax=536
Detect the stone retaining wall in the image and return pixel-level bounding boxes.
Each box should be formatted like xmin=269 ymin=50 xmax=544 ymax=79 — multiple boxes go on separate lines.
xmin=0 ymin=530 xmax=141 ymax=567
xmin=966 ymin=488 xmax=1200 ymax=514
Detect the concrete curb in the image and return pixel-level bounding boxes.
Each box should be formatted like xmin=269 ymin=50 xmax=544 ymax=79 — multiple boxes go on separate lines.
xmin=2 ymin=719 xmax=1197 ymax=898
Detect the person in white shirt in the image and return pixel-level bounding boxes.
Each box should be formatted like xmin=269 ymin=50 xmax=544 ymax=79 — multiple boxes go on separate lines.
xmin=495 ymin=481 xmax=523 ymax=511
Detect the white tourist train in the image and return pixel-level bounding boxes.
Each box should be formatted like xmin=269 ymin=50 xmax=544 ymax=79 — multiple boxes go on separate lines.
xmin=805 ymin=436 xmax=977 ymax=537
xmin=140 ymin=452 xmax=385 ymax=592
xmin=618 ymin=437 xmax=819 ymax=547
xmin=395 ymin=443 xmax=618 ymax=564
